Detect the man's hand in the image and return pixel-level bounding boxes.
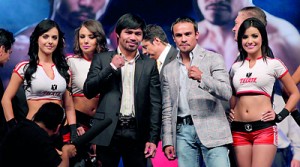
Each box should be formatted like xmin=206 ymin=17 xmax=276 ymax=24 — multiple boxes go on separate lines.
xmin=188 ymin=66 xmax=202 ymax=81
xmin=144 ymin=142 xmax=157 ymax=158
xmin=164 ymin=145 xmax=176 ymax=160
xmin=62 ymin=144 xmax=77 ymax=158
xmin=291 ymin=159 xmax=300 ymax=167
xmin=111 ymin=54 xmax=125 ymax=69
xmin=76 ymin=126 xmax=85 ymax=136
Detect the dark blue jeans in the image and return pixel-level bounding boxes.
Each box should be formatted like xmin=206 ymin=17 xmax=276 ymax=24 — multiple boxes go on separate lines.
xmin=272 ymin=145 xmax=293 ymax=167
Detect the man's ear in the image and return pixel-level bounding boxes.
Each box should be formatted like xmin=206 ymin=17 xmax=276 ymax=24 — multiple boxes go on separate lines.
xmin=195 ymin=31 xmax=200 ymax=40
xmin=153 ymin=37 xmax=161 ymax=45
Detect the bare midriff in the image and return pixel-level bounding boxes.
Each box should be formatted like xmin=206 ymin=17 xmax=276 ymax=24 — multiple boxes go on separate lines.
xmin=233 ymin=95 xmax=273 ymax=122
xmin=73 ymin=96 xmax=99 ymax=117
xmin=27 ymin=99 xmax=62 ymax=119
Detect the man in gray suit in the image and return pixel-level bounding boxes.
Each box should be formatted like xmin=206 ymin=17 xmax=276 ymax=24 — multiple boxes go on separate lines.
xmin=161 ymin=17 xmax=232 ymax=167
xmin=84 ymin=13 xmax=162 ymax=167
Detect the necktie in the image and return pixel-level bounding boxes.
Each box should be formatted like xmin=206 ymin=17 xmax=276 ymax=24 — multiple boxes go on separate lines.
xmin=156 ymin=60 xmax=162 ymax=71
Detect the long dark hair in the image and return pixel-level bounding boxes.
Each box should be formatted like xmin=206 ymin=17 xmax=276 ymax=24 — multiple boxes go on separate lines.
xmin=73 ymin=19 xmax=108 ymax=56
xmin=237 ymin=17 xmax=274 ymax=62
xmin=24 ymin=19 xmax=69 ymax=90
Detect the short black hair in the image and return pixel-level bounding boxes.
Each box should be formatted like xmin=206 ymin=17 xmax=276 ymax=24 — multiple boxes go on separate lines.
xmin=0 ymin=28 xmax=15 ymax=52
xmin=171 ymin=16 xmax=198 ymax=35
xmin=115 ymin=13 xmax=146 ymax=37
xmin=143 ymin=24 xmax=169 ymax=44
xmin=240 ymin=6 xmax=267 ymax=26
xmin=33 ymin=102 xmax=65 ymax=131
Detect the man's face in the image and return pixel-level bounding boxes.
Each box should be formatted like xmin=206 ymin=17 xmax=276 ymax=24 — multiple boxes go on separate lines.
xmin=57 ymin=0 xmax=106 ymax=27
xmin=172 ymin=22 xmax=199 ymax=54
xmin=118 ymin=28 xmax=143 ymax=53
xmin=0 ymin=46 xmax=12 ymax=67
xmin=197 ymin=0 xmax=245 ymax=25
xmin=232 ymin=12 xmax=248 ymax=41
xmin=142 ymin=39 xmax=160 ymax=60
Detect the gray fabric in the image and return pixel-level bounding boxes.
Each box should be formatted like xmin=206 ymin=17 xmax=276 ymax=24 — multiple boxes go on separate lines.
xmin=161 ymin=45 xmax=233 ymax=149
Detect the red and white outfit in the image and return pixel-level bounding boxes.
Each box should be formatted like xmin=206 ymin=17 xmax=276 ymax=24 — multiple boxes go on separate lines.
xmin=66 ymin=55 xmax=92 ymax=97
xmin=230 ymin=57 xmax=288 ymax=146
xmin=14 ymin=61 xmax=67 ymax=100
xmin=66 ymin=55 xmax=97 ymax=130
xmin=230 ymin=57 xmax=288 ymax=97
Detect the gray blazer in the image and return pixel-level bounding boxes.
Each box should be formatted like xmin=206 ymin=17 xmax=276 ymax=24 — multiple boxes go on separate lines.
xmin=159 ymin=46 xmax=177 ymax=79
xmin=161 ymin=45 xmax=232 ymax=149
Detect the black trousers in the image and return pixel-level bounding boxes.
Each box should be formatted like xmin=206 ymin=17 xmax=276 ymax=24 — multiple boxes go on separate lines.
xmin=96 ymin=125 xmax=147 ymax=167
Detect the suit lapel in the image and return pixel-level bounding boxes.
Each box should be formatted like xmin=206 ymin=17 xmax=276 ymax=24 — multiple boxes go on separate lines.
xmin=110 ymin=51 xmax=123 ymax=93
xmin=191 ymin=46 xmax=205 ymax=67
xmin=160 ymin=47 xmax=178 ymax=80
xmin=188 ymin=45 xmax=205 ymax=94
xmin=134 ymin=56 xmax=144 ymax=96
xmin=162 ymin=47 xmax=177 ymax=69
xmin=173 ymin=61 xmax=180 ymax=96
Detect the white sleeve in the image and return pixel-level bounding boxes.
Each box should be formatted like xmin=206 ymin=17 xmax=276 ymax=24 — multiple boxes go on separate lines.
xmin=13 ymin=61 xmax=28 ymax=79
xmin=273 ymin=58 xmax=288 ymax=79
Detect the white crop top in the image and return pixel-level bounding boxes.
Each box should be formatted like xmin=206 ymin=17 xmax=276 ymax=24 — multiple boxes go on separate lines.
xmin=230 ymin=57 xmax=288 ymax=97
xmin=66 ymin=55 xmax=92 ymax=97
xmin=14 ymin=61 xmax=67 ymax=100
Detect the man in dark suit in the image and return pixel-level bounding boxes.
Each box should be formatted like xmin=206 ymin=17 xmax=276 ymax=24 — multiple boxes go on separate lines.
xmin=142 ymin=24 xmax=177 ymax=78
xmin=142 ymin=24 xmax=178 ymax=167
xmin=84 ymin=13 xmax=162 ymax=167
xmin=0 ymin=28 xmax=15 ymax=143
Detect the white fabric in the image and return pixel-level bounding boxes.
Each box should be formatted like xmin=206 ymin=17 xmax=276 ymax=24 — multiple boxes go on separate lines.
xmin=230 ymin=57 xmax=287 ymax=97
xmin=14 ymin=61 xmax=66 ymax=100
xmin=118 ymin=47 xmax=139 ymax=117
xmin=66 ymin=55 xmax=91 ymax=96
xmin=157 ymin=44 xmax=171 ymax=73
xmin=273 ymin=93 xmax=300 ymax=161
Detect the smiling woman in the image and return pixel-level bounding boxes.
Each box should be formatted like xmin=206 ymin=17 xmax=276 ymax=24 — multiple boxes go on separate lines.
xmin=66 ymin=19 xmax=108 ymax=165
xmin=1 ymin=19 xmax=79 ymax=141
xmin=230 ymin=17 xmax=300 ymax=167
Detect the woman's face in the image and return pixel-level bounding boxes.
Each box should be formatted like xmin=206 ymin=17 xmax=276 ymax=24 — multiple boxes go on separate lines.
xmin=79 ymin=26 xmax=97 ymax=56
xmin=38 ymin=27 xmax=59 ymax=56
xmin=242 ymin=26 xmax=262 ymax=57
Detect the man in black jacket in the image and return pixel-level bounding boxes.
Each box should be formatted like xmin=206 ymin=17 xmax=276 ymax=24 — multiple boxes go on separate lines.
xmin=84 ymin=13 xmax=162 ymax=167
xmin=1 ymin=102 xmax=77 ymax=167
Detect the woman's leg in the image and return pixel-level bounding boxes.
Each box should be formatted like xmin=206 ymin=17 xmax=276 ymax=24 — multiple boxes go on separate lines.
xmin=252 ymin=144 xmax=277 ymax=167
xmin=234 ymin=145 xmax=252 ymax=167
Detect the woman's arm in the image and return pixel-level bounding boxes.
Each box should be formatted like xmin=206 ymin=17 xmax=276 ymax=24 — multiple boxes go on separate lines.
xmin=63 ymin=89 xmax=76 ymax=125
xmin=292 ymin=65 xmax=300 ymax=85
xmin=281 ymin=73 xmax=300 ymax=111
xmin=1 ymin=73 xmax=23 ymax=122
